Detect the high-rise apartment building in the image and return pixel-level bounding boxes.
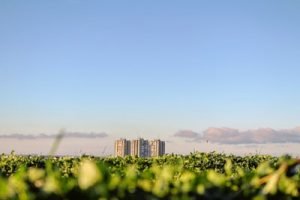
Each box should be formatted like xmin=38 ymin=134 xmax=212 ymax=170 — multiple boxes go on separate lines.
xmin=131 ymin=138 xmax=149 ymax=157
xmin=114 ymin=138 xmax=165 ymax=157
xmin=114 ymin=138 xmax=131 ymax=157
xmin=149 ymin=139 xmax=165 ymax=157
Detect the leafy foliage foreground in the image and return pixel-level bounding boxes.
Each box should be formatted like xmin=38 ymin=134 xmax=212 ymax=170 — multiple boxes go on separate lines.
xmin=0 ymin=152 xmax=299 ymax=200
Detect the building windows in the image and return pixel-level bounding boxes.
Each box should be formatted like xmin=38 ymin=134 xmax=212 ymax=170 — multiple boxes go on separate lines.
xmin=114 ymin=138 xmax=165 ymax=157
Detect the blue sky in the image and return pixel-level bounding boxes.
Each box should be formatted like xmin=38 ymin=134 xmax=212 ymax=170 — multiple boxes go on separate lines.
xmin=1 ymin=1 xmax=300 ymax=137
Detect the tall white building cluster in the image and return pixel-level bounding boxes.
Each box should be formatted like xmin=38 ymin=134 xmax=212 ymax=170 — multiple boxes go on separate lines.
xmin=114 ymin=138 xmax=165 ymax=157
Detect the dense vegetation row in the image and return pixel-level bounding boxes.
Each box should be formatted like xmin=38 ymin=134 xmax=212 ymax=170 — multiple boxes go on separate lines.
xmin=0 ymin=151 xmax=278 ymax=177
xmin=0 ymin=152 xmax=299 ymax=200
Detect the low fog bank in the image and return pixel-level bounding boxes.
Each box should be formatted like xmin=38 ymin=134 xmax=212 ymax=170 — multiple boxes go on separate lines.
xmin=0 ymin=138 xmax=299 ymax=157
xmin=167 ymin=139 xmax=300 ymax=157
xmin=0 ymin=138 xmax=114 ymax=156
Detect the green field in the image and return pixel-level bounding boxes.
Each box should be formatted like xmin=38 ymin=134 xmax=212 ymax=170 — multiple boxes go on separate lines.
xmin=0 ymin=152 xmax=299 ymax=200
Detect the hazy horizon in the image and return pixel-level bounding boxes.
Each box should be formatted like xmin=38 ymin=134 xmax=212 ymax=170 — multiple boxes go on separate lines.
xmin=1 ymin=126 xmax=300 ymax=157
